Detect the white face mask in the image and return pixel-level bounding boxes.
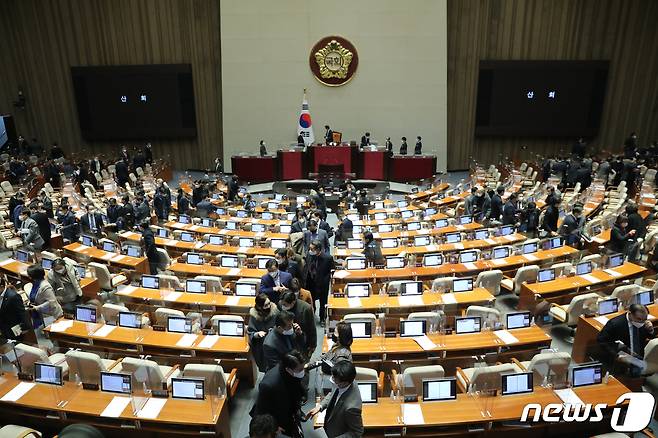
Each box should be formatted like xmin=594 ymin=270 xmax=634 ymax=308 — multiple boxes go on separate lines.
xmin=269 ymin=270 xmax=279 ymax=278
xmin=281 ymin=304 xmax=293 ymax=311
xmin=288 ymin=368 xmax=305 ymax=379
xmin=282 ymin=327 xmax=294 ymax=336
xmin=631 ymin=321 xmax=645 ymax=329
xmin=55 ymin=268 xmax=66 ymax=274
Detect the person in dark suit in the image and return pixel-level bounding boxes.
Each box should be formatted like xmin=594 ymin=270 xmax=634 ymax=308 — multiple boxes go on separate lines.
xmin=228 ymin=175 xmax=239 ymax=203
xmin=624 ymin=132 xmax=638 ymax=158
xmin=307 ymin=360 xmax=363 ymax=438
xmin=501 ymin=193 xmax=517 ymax=225
xmin=399 ymin=137 xmax=408 ymax=155
xmin=360 ymin=132 xmax=370 ymax=147
xmin=487 ymin=186 xmax=504 ymax=222
xmin=0 ymin=280 xmax=29 ymax=342
xmin=312 ymin=210 xmax=332 ymax=238
xmin=115 ymin=159 xmax=130 ymax=188
xmin=106 ymin=197 xmax=122 ymax=226
xmin=385 ymin=137 xmax=393 ymax=155
xmin=354 ymin=191 xmax=370 ymax=217
xmin=303 ymin=239 xmax=335 ymax=324
xmin=335 ymin=212 xmax=353 ymax=243
xmin=363 ymin=231 xmax=385 ymax=266
xmin=177 ymin=188 xmax=192 ymax=216
xmin=57 ymin=205 xmax=79 ymax=242
xmin=80 ymin=204 xmax=104 ymax=238
xmin=143 ymin=142 xmax=153 ymax=163
xmin=259 ymin=140 xmax=268 ymax=157
xmin=571 ymin=137 xmax=586 ymax=158
xmin=140 ymin=222 xmax=159 ymax=275
xmin=625 ymin=203 xmax=647 ymax=239
xmin=120 ymin=146 xmax=130 ymax=162
xmin=597 ymin=304 xmax=654 ymax=376
xmin=559 ymin=204 xmax=584 ymax=246
xmin=89 ymin=156 xmax=103 ymax=174
xmin=414 ymin=136 xmax=422 ymax=155
xmin=259 ymin=259 xmax=293 ymax=302
xmin=275 ymin=248 xmax=301 ymax=281
xmin=324 ymin=125 xmax=333 ymax=145
xmin=303 ymin=220 xmax=329 ymax=254
xmin=251 ymin=350 xmax=306 ymax=437
xmin=280 ymin=291 xmax=316 ymax=359
xmin=609 ymin=214 xmax=636 ymax=255
xmin=31 ymin=204 xmax=51 ymax=249
xmin=262 ymin=311 xmax=305 ymax=370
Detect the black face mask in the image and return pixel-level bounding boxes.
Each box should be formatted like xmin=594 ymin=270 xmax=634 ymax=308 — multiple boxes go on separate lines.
xmin=331 ymin=334 xmax=338 ymax=343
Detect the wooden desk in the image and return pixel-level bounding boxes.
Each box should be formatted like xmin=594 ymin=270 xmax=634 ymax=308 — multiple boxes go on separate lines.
xmin=169 ymin=262 xmax=265 ymax=280
xmin=519 ymin=263 xmax=648 ymax=310
xmin=349 ymin=232 xmax=526 ymax=253
xmin=0 ymin=374 xmax=230 ymax=437
xmin=0 ymin=258 xmax=100 ymax=298
xmin=428 ymin=191 xmax=469 ymax=209
xmin=572 ymin=303 xmax=658 ymax=363
xmin=45 ymin=319 xmax=257 ymax=387
xmin=64 ymin=243 xmax=149 ymax=275
xmin=406 ymin=183 xmax=450 ymax=202
xmin=315 ymin=379 xmax=629 ymax=437
xmin=164 ymin=221 xmax=289 ymax=237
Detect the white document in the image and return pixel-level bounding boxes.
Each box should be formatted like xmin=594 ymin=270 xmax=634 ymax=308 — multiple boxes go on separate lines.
xmin=455 ymin=225 xmax=465 ymax=230
xmin=441 ymin=293 xmax=457 ymax=304
xmin=137 ymin=397 xmax=168 ymax=419
xmin=0 ymin=382 xmax=36 ymax=402
xmin=176 ymin=333 xmax=198 ymax=347
xmin=581 ymin=274 xmax=600 ymax=284
xmin=120 ymin=285 xmax=137 ymax=295
xmin=226 ymin=268 xmax=241 ymax=276
xmin=492 ymin=259 xmax=506 ymax=266
xmin=333 ymin=270 xmax=350 ymax=279
xmin=225 ymin=296 xmax=240 ymax=306
xmin=426 ymin=245 xmax=437 ymax=252
xmin=347 ymin=297 xmax=362 ymax=308
xmin=111 ymin=254 xmax=126 ymax=262
xmin=237 ymin=247 xmax=248 ymax=254
xmin=418 ymin=229 xmax=430 ymax=235
xmin=504 ymin=234 xmax=516 ymax=241
xmin=0 ymin=258 xmax=14 ymax=266
xmin=326 ymin=339 xmax=335 ymax=350
xmin=412 ymin=335 xmax=437 ymax=351
xmin=463 ymin=262 xmax=477 ymax=270
xmin=101 ymin=253 xmax=114 ymax=261
xmin=494 ymin=330 xmax=519 ymax=345
xmin=454 ymin=243 xmax=464 ymax=250
xmin=100 ymin=396 xmax=131 ymax=418
xmin=604 ymin=269 xmax=623 ymax=278
xmin=190 ymin=225 xmax=200 ymax=231
xmin=49 ymin=320 xmax=74 ymax=332
xmin=194 ymin=242 xmax=206 ymax=249
xmin=398 ymin=295 xmax=424 ymax=307
xmin=93 ymin=325 xmax=117 ymax=338
xmin=593 ymin=316 xmax=609 ymax=326
xmin=402 ymin=403 xmax=425 ymax=425
xmin=198 ymin=335 xmax=220 ymax=349
xmin=484 ymin=238 xmax=497 ymax=245
xmin=315 ymin=409 xmax=326 ymax=425
xmin=524 ymin=254 xmax=538 ymax=261
xmin=164 ymin=292 xmax=182 ymax=301
xmin=554 ymin=388 xmax=585 ymax=406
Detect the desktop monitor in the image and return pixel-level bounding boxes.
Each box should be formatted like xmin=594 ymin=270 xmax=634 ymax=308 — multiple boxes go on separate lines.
xmin=186 ymin=279 xmax=206 ymax=294
xmin=215 ymin=207 xmax=226 ymax=216
xmin=217 ymin=319 xmax=245 ymax=337
xmin=458 ymin=215 xmax=473 ymax=225
xmin=34 ymin=362 xmax=63 ymax=386
xmin=400 ymin=319 xmax=426 ymax=337
xmin=571 ymin=363 xmax=603 ymax=387
xmin=576 ymin=262 xmax=593 ymax=276
xmin=201 ymin=218 xmax=213 ymax=227
xmin=345 ymin=283 xmax=370 ymax=298
xmin=374 ymin=212 xmax=387 ymax=221
xmin=238 ymin=238 xmax=254 ymax=248
xmin=346 ymin=258 xmax=366 ymax=270
xmin=401 ymin=281 xmax=423 ymax=296
xmin=424 ymin=208 xmax=437 ymax=217
xmin=373 ymin=201 xmax=385 ymax=209
xmin=423 ymin=254 xmax=443 ymax=267
xmin=445 ymin=233 xmax=461 ymax=244
xmin=171 ymin=377 xmax=205 ymax=400
xmin=271 ymin=239 xmax=287 ymax=249
xmin=75 ymin=305 xmax=97 ymax=323
xmin=414 ymin=236 xmax=431 ymax=247
xmin=347 ymin=239 xmax=364 ymax=250
xmin=126 ymin=246 xmax=142 ymax=258
xmin=498 ymin=225 xmax=514 ymax=236
xmin=357 ymin=381 xmax=378 ymax=404
xmin=397 ymin=200 xmax=408 ymax=208
xmin=180 ymin=232 xmax=194 ymax=242
xmin=81 ymin=235 xmax=95 ymax=247
xmin=455 ymin=316 xmax=482 ymax=334
xmin=492 ymin=247 xmax=510 ymax=259
xmin=382 ymin=238 xmax=398 ymax=248
xmin=157 ymin=228 xmax=169 ymax=238
xmin=401 ymin=210 xmax=414 ymax=219
xmin=252 ymin=223 xmax=266 ymax=232
xmin=167 ymin=316 xmax=192 ymax=333
xmin=537 ymin=268 xmax=555 ymax=283
xmin=435 ymin=219 xmax=449 ymax=229
xmin=635 ymin=290 xmax=655 ymax=306
xmin=506 ymin=311 xmax=531 ymax=329
xmin=286 ymin=213 xmax=296 ymax=221
xmin=608 ymin=253 xmax=624 ymax=268
xmin=235 ymin=283 xmax=257 ymax=296
xmin=178 ymin=215 xmax=191 ymax=224
xmin=501 ymin=372 xmax=533 ymax=396
xmin=522 ymin=242 xmax=538 ymax=254
xmin=267 ymin=202 xmax=278 ymax=210
xmin=41 ymin=258 xmax=53 ymax=270
xmin=459 ymin=251 xmax=477 ymax=263
xmin=549 ymin=237 xmax=563 ymax=249
xmin=385 ymin=257 xmax=405 ymax=269
xmin=296 ymin=196 xmax=307 ymax=204
xmin=453 ymin=278 xmax=473 ymax=293
xmin=407 ymin=222 xmax=421 ymax=231
xmin=100 ymin=372 xmax=132 ymax=394
xmin=102 ymin=241 xmax=116 ymax=252
xmin=378 ymin=224 xmax=393 ymax=233
xmin=348 ymin=321 xmax=372 ymax=338
xmin=274 ymin=193 xmax=284 ymax=201
xmin=261 ymin=212 xmax=273 ymax=220
xmin=226 ymin=221 xmax=237 ymax=230
xmin=118 ymin=312 xmax=142 ymax=329
xmin=141 ymin=275 xmax=159 ymax=289
xmin=220 ymin=256 xmax=239 ymax=268
xmin=352 ymin=225 xmax=363 ymax=234
xmin=208 ymin=235 xmax=223 ymax=245
xmin=597 ymin=298 xmax=619 ymax=316
xmin=422 ymin=378 xmax=457 ymax=401
xmin=280 ymin=224 xmax=292 ymax=233
xmin=474 ymin=229 xmax=489 ymax=240
xmin=186 ymin=253 xmax=203 ymax=265
xmin=258 ymin=257 xmax=274 ymax=269
xmin=75 ymin=265 xmax=86 ymax=278
xmin=236 ymin=210 xmax=248 ymax=218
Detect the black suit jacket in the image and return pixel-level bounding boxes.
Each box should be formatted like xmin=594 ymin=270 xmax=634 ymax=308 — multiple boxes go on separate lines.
xmin=0 ymin=288 xmax=29 ymax=341
xmin=303 ymin=252 xmax=335 ymax=295
xmin=80 ymin=212 xmax=104 ymax=237
xmin=597 ymin=313 xmax=653 ymax=361
xmin=251 ymin=364 xmax=305 ymax=435
xmin=262 ymin=329 xmax=304 ymax=371
xmin=399 ymin=142 xmax=408 ymax=155
xmin=414 ymin=141 xmax=422 ymax=154
xmin=360 ymin=135 xmax=370 ymax=147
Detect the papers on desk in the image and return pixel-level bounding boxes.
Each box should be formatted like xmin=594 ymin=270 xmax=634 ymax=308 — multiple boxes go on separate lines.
xmin=554 ymin=388 xmax=585 ymax=406
xmin=593 ymin=316 xmax=609 ymax=326
xmin=334 ymin=270 xmax=350 ymax=279
xmin=454 ymin=243 xmax=464 ymax=250
xmin=101 ymin=253 xmax=115 ymax=261
xmin=120 ymin=285 xmax=137 ymax=295
xmin=491 ymin=259 xmax=506 ymax=266
xmin=494 ymin=330 xmax=519 ymax=345
xmin=417 ymin=229 xmax=430 ymax=235
xmin=523 ymin=254 xmax=538 ymax=261
xmin=484 ymin=238 xmax=497 ymax=245
xmin=426 ymin=245 xmax=437 ymax=252
xmin=101 ymin=396 xmax=131 ymax=417
xmin=111 ymin=254 xmax=126 ymax=262
xmin=198 ymin=335 xmax=220 ymax=349
xmin=164 ymin=292 xmax=182 ymax=301
xmin=218 ymin=229 xmax=228 ymax=235
xmin=137 ymin=397 xmax=167 ymax=419
xmin=402 ymin=403 xmax=425 ymax=425
xmin=504 ymin=234 xmax=516 ymax=241
xmin=347 ymin=297 xmax=362 ymax=308
xmin=93 ymin=325 xmax=117 ymax=338
xmin=226 ymin=268 xmax=241 ymax=276
xmin=604 ymin=269 xmax=623 ymax=278
xmin=398 ymin=295 xmax=424 ymax=307
xmin=225 ymin=296 xmax=241 ymax=306
xmin=190 ymin=225 xmax=200 ymax=231
xmin=0 ymin=382 xmax=35 ymax=402
xmin=412 ymin=335 xmax=437 ymax=351
xmin=49 ymin=320 xmax=74 ymax=332
xmin=441 ymin=293 xmax=457 ymax=304
xmin=0 ymin=258 xmax=14 ymax=266
xmin=237 ymin=247 xmax=248 ymax=254
xmin=176 ymin=333 xmax=198 ymax=347
xmin=463 ymin=262 xmax=477 ymax=270
xmin=194 ymin=242 xmax=206 ymax=249
xmin=581 ymin=274 xmax=600 ymax=284
xmin=455 ymin=225 xmax=465 ymax=230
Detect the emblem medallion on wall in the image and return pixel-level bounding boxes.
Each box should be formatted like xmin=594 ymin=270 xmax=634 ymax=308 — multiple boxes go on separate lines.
xmin=309 ymin=36 xmax=358 ymax=86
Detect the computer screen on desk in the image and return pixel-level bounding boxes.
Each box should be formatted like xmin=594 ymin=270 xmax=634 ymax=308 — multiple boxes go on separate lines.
xmin=346 ymin=258 xmax=366 ymax=270
xmin=267 ymin=202 xmax=278 ymax=211
xmin=126 ymin=246 xmax=142 ymax=257
xmin=397 ymin=200 xmax=408 ymax=208
xmin=382 ymin=238 xmax=398 ymax=248
xmin=386 ymin=257 xmax=405 ymax=269
xmin=572 ymin=363 xmax=602 ymax=387
xmin=119 ymin=312 xmax=142 ymax=329
xmin=455 ymin=316 xmax=481 ymax=334
xmin=236 ymin=210 xmax=248 ymax=218
xmin=215 ymin=208 xmax=226 ymax=216
xmin=522 ymin=242 xmax=538 ymax=254
xmin=459 ymin=251 xmax=477 ymax=263
xmin=407 ymin=222 xmax=421 ymax=231
xmin=172 ymin=377 xmax=205 ymax=400
xmin=506 ymin=311 xmax=531 ymax=329
xmin=167 ymin=316 xmax=192 ymax=333
xmin=235 ymin=282 xmax=257 ymax=296
xmin=201 ymin=218 xmax=213 ymax=227
xmin=178 ymin=215 xmax=190 ymax=224
xmin=347 ymin=239 xmax=364 ymax=249
xmin=141 ymin=275 xmax=159 ymax=289
xmin=401 ymin=281 xmax=423 ymax=296
xmin=445 ymin=233 xmax=461 ymax=243
xmin=635 ymin=290 xmax=654 ymax=306
xmin=378 ymin=224 xmax=393 ymax=233
xmin=498 ymin=225 xmax=514 ymax=236
xmin=208 ymin=235 xmax=223 ymax=245
xmin=453 ymin=278 xmax=473 ymax=293
xmin=81 ymin=235 xmax=95 ymax=247
xmin=181 ymin=232 xmax=194 ymax=242
xmin=348 ymin=321 xmax=372 ymax=338
xmin=597 ymin=298 xmax=618 ymax=316
xmin=258 ymin=257 xmax=274 ymax=269
xmin=41 ymin=258 xmax=53 ymax=270
xmin=401 ymin=210 xmax=413 ymax=219
xmin=271 ymin=239 xmax=287 ymax=249
xmin=75 ymin=305 xmax=97 ymax=323
xmin=220 ymin=256 xmax=238 ymax=268
xmin=75 ymin=265 xmax=86 ymax=279
xmin=576 ymin=262 xmax=593 ymax=275
xmin=252 ymin=224 xmax=266 ymax=233
xmin=280 ymin=224 xmax=291 ymax=233
xmin=549 ymin=237 xmax=563 ymax=249
xmin=186 ymin=280 xmax=206 ymax=294
xmin=239 ymin=238 xmax=254 ymax=247
xmin=400 ymin=320 xmax=426 ymax=337
xmin=424 ymin=208 xmax=437 ymax=217
xmin=186 ymin=253 xmax=203 ymax=265
xmin=608 ymin=253 xmax=624 ymax=268
xmin=423 ymin=254 xmax=443 ymax=267
xmin=218 ymin=320 xmax=244 ymax=337
xmin=35 ymin=363 xmax=63 ymax=385
xmin=501 ymin=372 xmax=533 ymax=395
xmin=357 ymin=381 xmax=378 ymax=404
xmin=414 ymin=236 xmax=431 ymax=247
xmin=423 ymin=378 xmax=457 ymax=401
xmin=435 ymin=219 xmax=448 ymax=229
xmin=158 ymin=228 xmax=169 ymax=238
xmin=458 ymin=215 xmax=473 ymax=225
xmin=373 ymin=202 xmax=385 ymax=210
xmin=226 ymin=221 xmax=237 ymax=230
xmin=261 ymin=212 xmax=273 ymax=220
xmin=474 ymin=229 xmax=489 ymax=240
xmin=537 ymin=268 xmax=555 ymax=283
xmin=492 ymin=247 xmax=510 ymax=259
xmin=346 ymin=283 xmax=370 ymax=298
xmin=100 ymin=372 xmax=132 ymax=394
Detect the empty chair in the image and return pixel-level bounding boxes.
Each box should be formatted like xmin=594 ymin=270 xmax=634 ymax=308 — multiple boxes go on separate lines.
xmin=512 ymin=352 xmax=571 ymax=385
xmin=101 ymin=169 xmax=110 ymax=180
xmin=0 ymin=425 xmax=42 ymax=437
xmin=182 ymin=363 xmax=239 ymax=398
xmin=391 ymin=365 xmax=445 ymax=395
xmin=474 ymin=270 xmax=503 ymax=296
xmin=456 ymin=363 xmax=518 ymax=393
xmin=642 ymin=338 xmax=658 ymax=375
xmin=407 ymin=311 xmax=445 ymax=331
xmin=64 ymin=350 xmax=119 ymax=385
xmin=611 ymin=284 xmax=641 ymax=308
xmin=129 ymin=173 xmax=138 ymax=184
xmin=88 ymin=262 xmax=128 ymax=290
xmin=431 ymin=276 xmax=458 ymax=292
xmin=155 ymin=247 xmax=171 ymax=270
xmin=157 ymin=273 xmax=183 ymax=290
xmin=549 ymin=292 xmax=600 ymax=327
xmin=1 ymin=181 xmax=14 ymax=195
xmin=209 ymin=314 xmax=245 ymax=333
xmin=234 ymin=278 xmax=259 ymax=294
xmin=551 ymin=262 xmax=572 ymax=277
xmin=15 ymin=343 xmax=69 ymax=376
xmin=136 ymin=167 xmax=144 ymax=177
xmin=102 ymin=303 xmax=150 ymax=327
xmin=155 ymin=308 xmax=201 ymax=332
xmin=580 ymin=253 xmax=602 ymax=268
xmin=194 ymin=275 xmax=223 ymax=292
xmin=501 ymin=265 xmax=539 ymax=295
xmin=465 ymin=305 xmax=501 ymax=328
xmin=116 ymin=356 xmax=180 ymax=390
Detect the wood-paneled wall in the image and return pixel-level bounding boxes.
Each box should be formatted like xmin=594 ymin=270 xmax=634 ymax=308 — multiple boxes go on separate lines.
xmin=447 ymin=0 xmax=658 ymax=170
xmin=0 ymin=0 xmax=222 ymax=170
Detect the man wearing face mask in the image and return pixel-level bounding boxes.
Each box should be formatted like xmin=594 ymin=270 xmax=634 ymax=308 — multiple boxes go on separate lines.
xmin=19 ymin=208 xmax=44 ymax=251
xmin=262 ymin=310 xmax=304 ymax=371
xmin=302 ymin=219 xmax=330 ymax=254
xmin=81 ymin=204 xmax=104 ymax=238
xmin=0 ymin=277 xmax=29 ymax=342
xmin=248 ymin=294 xmax=279 ymax=372
xmin=559 ymin=204 xmax=585 ymax=246
xmin=275 ymin=247 xmax=301 ymax=281
xmin=280 ymin=291 xmax=316 ymax=360
xmin=251 ymin=350 xmax=306 ymax=438
xmin=303 ymin=240 xmax=335 ymax=325
xmin=46 ymin=258 xmax=83 ymax=314
xmin=259 ymin=259 xmax=293 ymax=302
xmin=307 ymin=360 xmax=363 ymax=438
xmin=597 ymin=304 xmax=655 ymax=376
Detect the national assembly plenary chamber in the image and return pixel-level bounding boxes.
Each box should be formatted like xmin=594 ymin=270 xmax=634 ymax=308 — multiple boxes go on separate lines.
xmin=0 ymin=1 xmax=657 ymax=438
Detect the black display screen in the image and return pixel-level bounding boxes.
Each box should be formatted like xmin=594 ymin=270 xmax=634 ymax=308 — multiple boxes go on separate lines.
xmin=475 ymin=61 xmax=608 ymax=137
xmin=71 ymin=64 xmax=196 ymax=140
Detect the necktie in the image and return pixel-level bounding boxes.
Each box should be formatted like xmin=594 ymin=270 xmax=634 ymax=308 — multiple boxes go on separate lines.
xmin=284 ymin=334 xmax=292 ymax=351
xmin=90 ymin=214 xmax=96 ymax=231
xmin=326 ymin=390 xmax=339 ymax=418
xmin=631 ymin=325 xmax=641 ymax=355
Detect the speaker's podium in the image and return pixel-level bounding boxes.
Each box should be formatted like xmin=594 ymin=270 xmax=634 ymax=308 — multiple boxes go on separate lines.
xmin=306 ymin=142 xmax=358 ymax=176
